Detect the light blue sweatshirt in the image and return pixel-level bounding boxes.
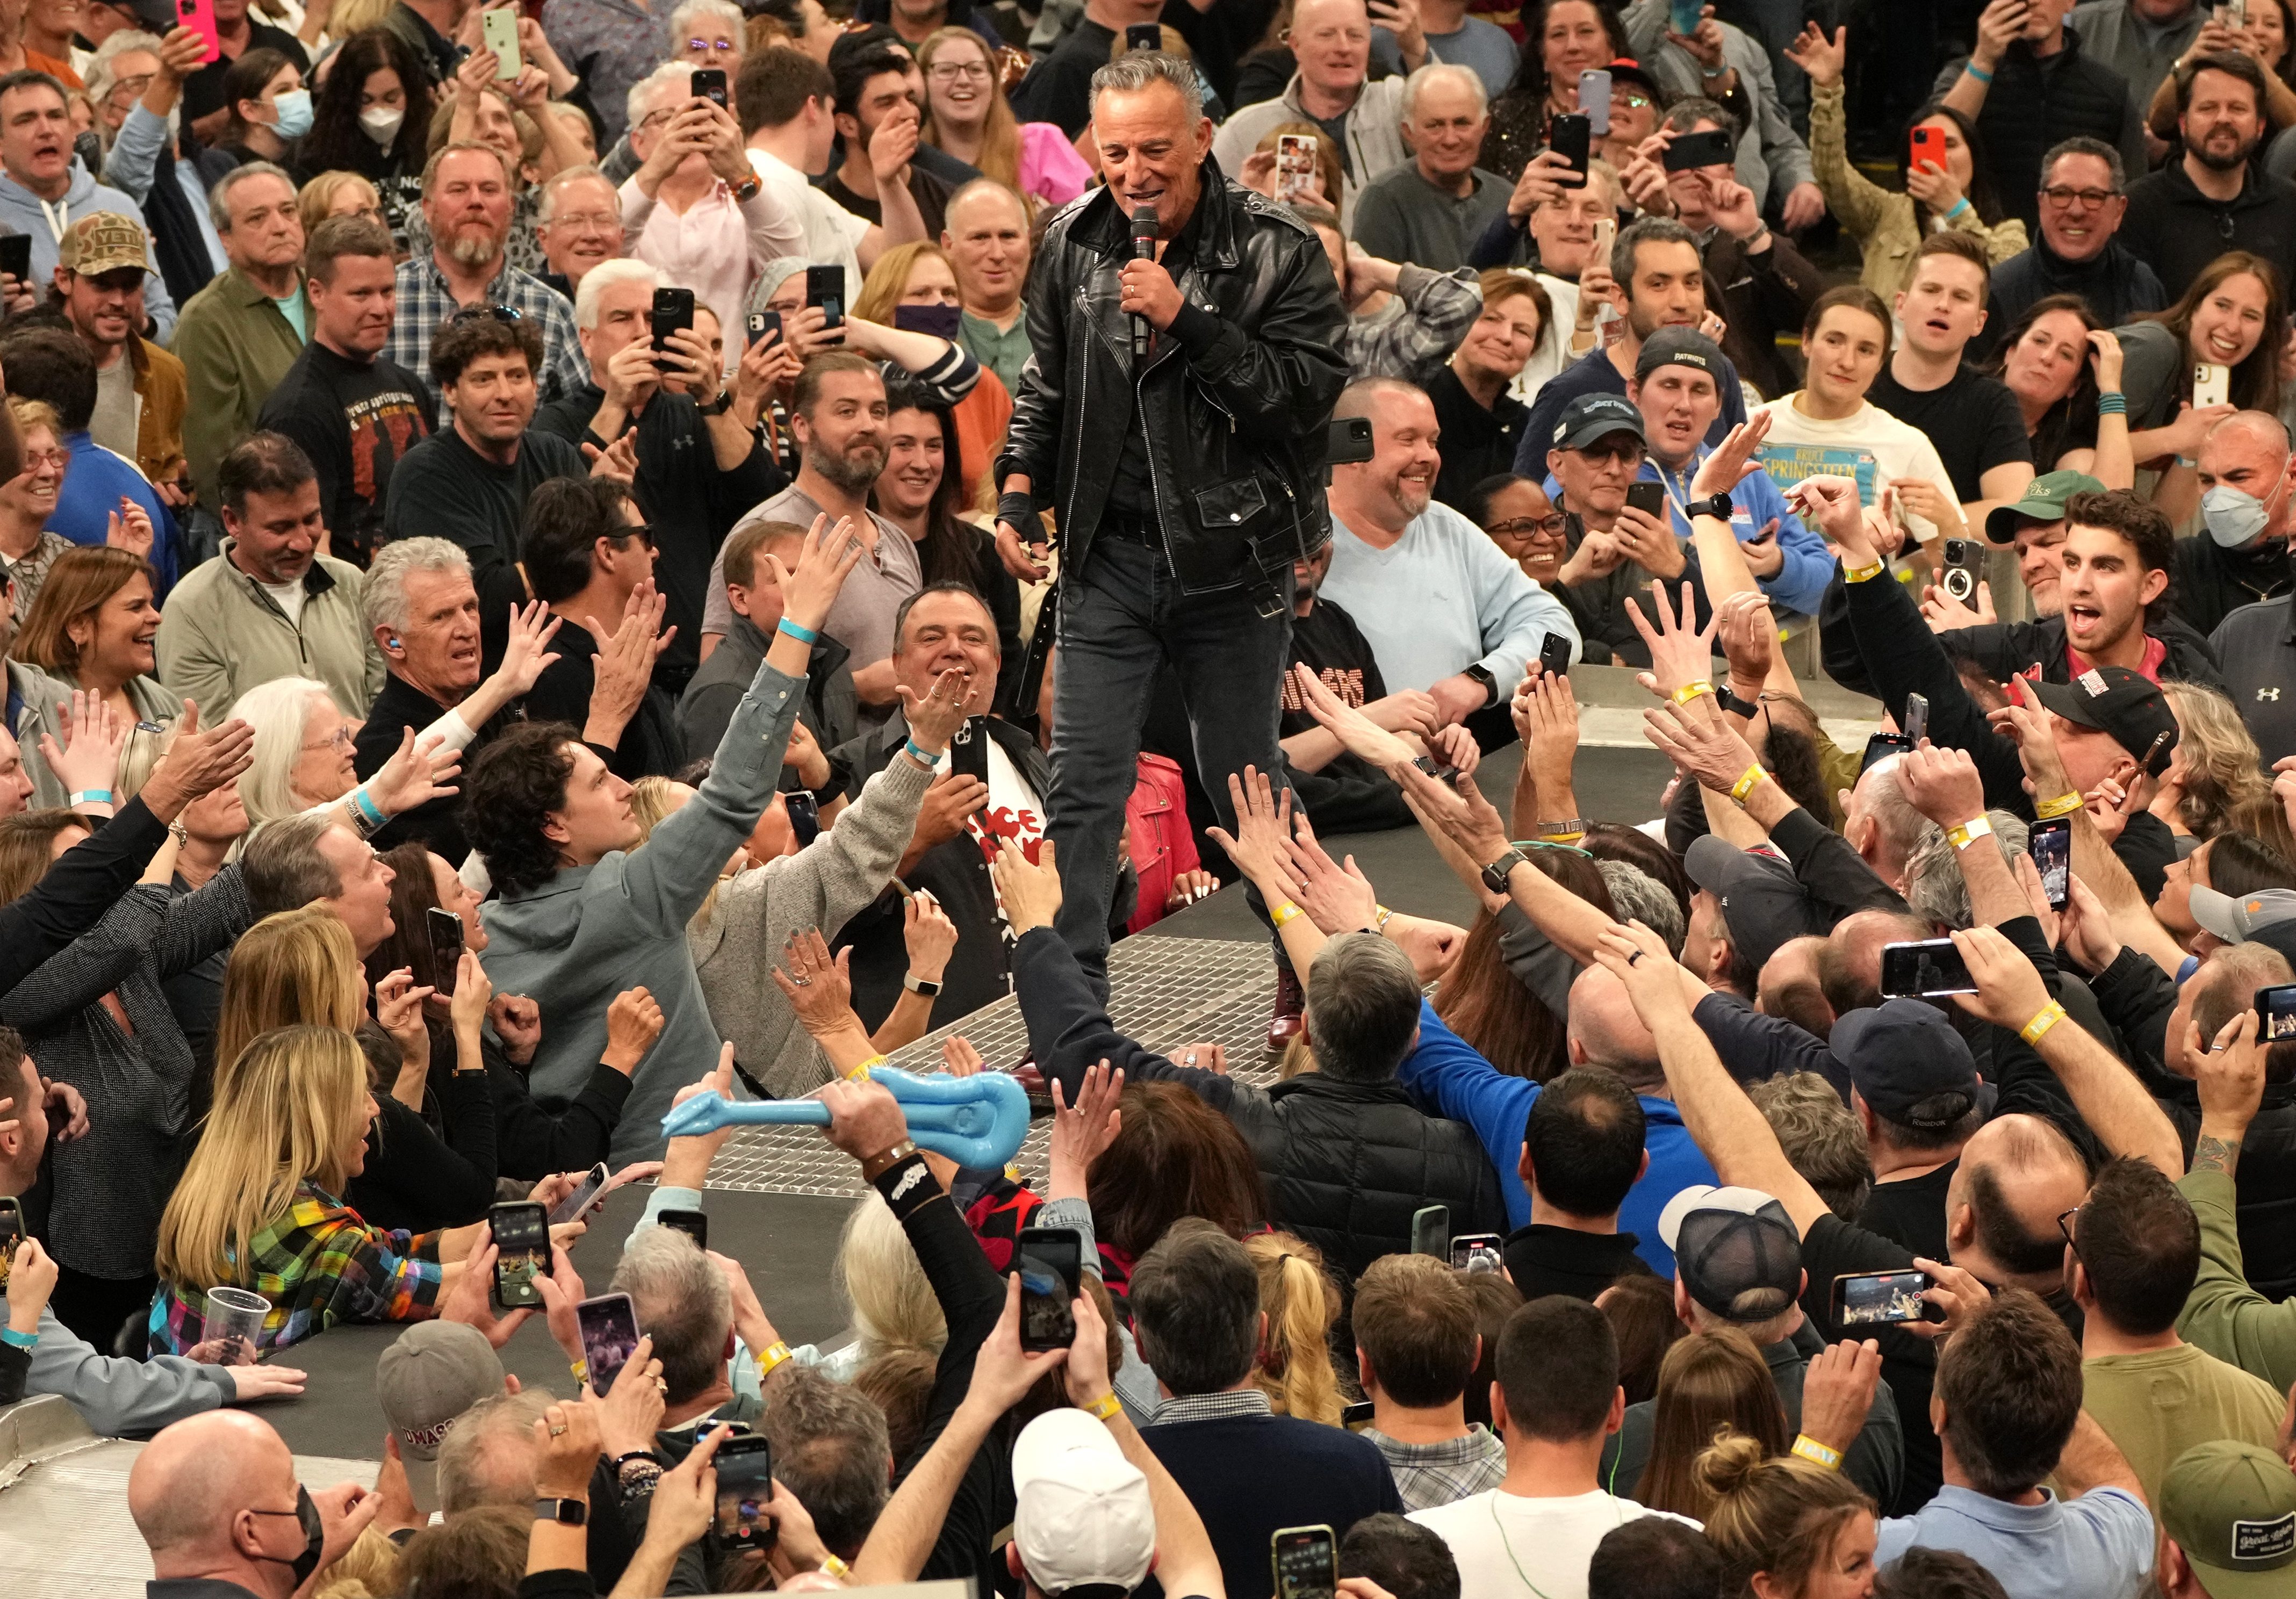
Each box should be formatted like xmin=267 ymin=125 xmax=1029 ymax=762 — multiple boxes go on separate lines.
xmin=0 ymin=157 xmax=179 ymax=342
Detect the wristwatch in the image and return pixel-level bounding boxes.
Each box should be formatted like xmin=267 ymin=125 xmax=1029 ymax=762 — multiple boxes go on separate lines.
xmin=1480 ymin=847 xmax=1529 ymax=896
xmin=1688 ymin=491 xmax=1734 ymax=521
xmin=534 ymin=1498 xmax=588 ymax=1526
xmin=699 ymin=388 xmax=735 ymax=416
xmin=903 ymin=972 xmax=942 ymax=997
xmin=1462 ymin=663 xmax=1499 ymax=709
xmin=730 ymin=171 xmax=762 ymax=204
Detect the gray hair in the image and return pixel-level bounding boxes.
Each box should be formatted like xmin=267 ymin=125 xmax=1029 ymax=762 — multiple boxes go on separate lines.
xmin=1856 ymin=757 xmax=1935 ymax=874
xmin=1903 ymin=809 xmax=2030 ymax=931
xmin=575 ymin=257 xmax=660 ymax=331
xmin=1088 ymin=49 xmax=1203 ymax=126
xmin=626 ymin=59 xmax=697 ymax=133
xmin=1661 ymin=95 xmax=1739 ymax=143
xmin=240 ymin=811 xmax=343 ymax=917
xmin=436 ymin=1392 xmax=552 ymax=1514
xmin=364 ymin=537 xmax=473 ymax=638
xmin=85 ymin=30 xmax=163 ymax=106
xmin=2040 ymin=135 xmax=2125 ymax=195
xmin=1613 ymin=215 xmax=1698 ymax=288
xmin=1304 ymin=933 xmax=1423 ymax=1083
xmin=1597 ymin=861 xmax=1685 ymax=957
xmin=610 ymin=1226 xmax=732 ymax=1402
xmin=1400 ymin=60 xmax=1486 ymax=120
xmin=757 ymin=1364 xmax=893 ymax=1558
xmin=208 ymin=160 xmax=296 ymax=233
xmin=226 ymin=676 xmax=337 ymax=830
xmin=667 ymin=0 xmax=743 ymax=46
xmin=535 ymin=162 xmax=616 ymax=225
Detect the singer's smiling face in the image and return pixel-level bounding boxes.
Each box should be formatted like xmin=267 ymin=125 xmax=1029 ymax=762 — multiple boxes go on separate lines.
xmin=1092 ymin=78 xmax=1213 ymax=237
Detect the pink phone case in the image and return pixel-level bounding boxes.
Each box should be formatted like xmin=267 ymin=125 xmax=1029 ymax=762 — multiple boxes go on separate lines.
xmin=176 ymin=0 xmax=222 ymax=64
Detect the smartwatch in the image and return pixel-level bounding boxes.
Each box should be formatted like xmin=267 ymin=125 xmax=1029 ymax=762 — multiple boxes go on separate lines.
xmin=1462 ymin=663 xmax=1499 ymax=709
xmin=1480 ymin=847 xmax=1529 ymax=896
xmin=903 ymin=973 xmax=943 ymax=997
xmin=534 ymin=1498 xmax=588 ymax=1526
xmin=1688 ymin=491 xmax=1734 ymax=521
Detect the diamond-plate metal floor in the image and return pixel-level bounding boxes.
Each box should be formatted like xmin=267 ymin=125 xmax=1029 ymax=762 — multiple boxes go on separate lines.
xmin=707 ymin=934 xmax=1285 ymax=1199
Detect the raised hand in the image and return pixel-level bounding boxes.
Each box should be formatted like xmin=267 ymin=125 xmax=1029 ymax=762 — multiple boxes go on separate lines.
xmin=449 ymin=949 xmax=492 ymax=1038
xmin=1640 ymin=694 xmax=1763 ymax=798
xmin=766 ymin=513 xmax=867 ymax=635
xmin=1050 ymin=1059 xmax=1123 ymax=1192
xmin=1588 ymin=918 xmax=1686 ymax=1022
xmin=1797 ymin=1337 xmax=1881 ymax=1454
xmin=897 ymin=666 xmax=971 ymax=753
xmin=494 ymin=599 xmax=566 ymax=697
xmin=1781 ymin=22 xmax=1847 ymax=89
xmin=603 ymin=985 xmax=664 ymax=1075
xmin=1690 ymin=412 xmax=1775 ymax=502
xmin=770 ymin=928 xmax=859 ymax=1034
xmin=1894 ymin=744 xmax=1988 ymax=827
xmin=1921 ymin=578 xmax=1997 ymax=631
xmin=1292 ymin=663 xmax=1417 ymax=767
xmin=988 ymin=836 xmax=1061 ymax=935
xmin=1946 ymin=924 xmax=2053 ymax=1033
xmin=40 ymin=688 xmax=128 ymax=799
xmin=1625 ymin=578 xmax=1720 ymax=700
xmin=105 ymin=496 xmax=154 ymax=558
xmin=1289 ymin=808 xmax=1379 ymax=933
xmin=140 ymin=701 xmax=255 ymax=819
xmin=364 ymin=726 xmax=463 ymax=817
xmin=1713 ymin=589 xmax=1777 ymax=694
xmin=1205 ymin=766 xmax=1305 ymax=903
xmin=586 ymin=580 xmax=674 ymax=737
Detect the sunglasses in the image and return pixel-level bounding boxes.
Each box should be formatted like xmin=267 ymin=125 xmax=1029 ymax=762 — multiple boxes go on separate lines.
xmin=450 ymin=304 xmax=524 ymax=326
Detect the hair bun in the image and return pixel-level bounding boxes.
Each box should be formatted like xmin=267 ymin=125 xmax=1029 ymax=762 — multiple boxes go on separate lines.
xmin=1690 ymin=1429 xmax=1770 ymax=1500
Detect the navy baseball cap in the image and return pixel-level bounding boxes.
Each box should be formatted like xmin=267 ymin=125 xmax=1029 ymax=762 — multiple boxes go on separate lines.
xmin=1552 ymin=392 xmax=1646 ymax=452
xmin=1831 ymin=1000 xmax=1994 ymax=1132
xmin=1635 ymin=326 xmax=1726 ymax=383
xmin=1684 ymin=837 xmax=1828 ymax=971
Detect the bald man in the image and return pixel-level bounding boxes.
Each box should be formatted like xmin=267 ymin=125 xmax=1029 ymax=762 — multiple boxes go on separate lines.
xmin=943 ymin=179 xmax=1032 ymax=397
xmin=131 ymin=1410 xmax=377 ymax=1599
xmin=2183 ymin=410 xmax=2296 ymax=637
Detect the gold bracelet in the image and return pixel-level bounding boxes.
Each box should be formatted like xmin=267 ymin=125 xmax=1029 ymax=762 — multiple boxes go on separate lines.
xmin=1791 ymin=1434 xmax=1843 ymax=1471
xmin=2034 ymin=791 xmax=2084 ymax=820
xmin=1946 ymin=815 xmax=1993 ymax=850
xmin=818 ymin=1554 xmax=852 ymax=1580
xmin=755 ymin=1340 xmax=794 ymax=1378
xmin=1271 ymin=901 xmax=1305 ymax=927
xmin=1671 ymin=680 xmax=1716 ymax=706
xmin=842 ymin=1054 xmax=886 ymax=1081
xmin=1373 ymin=904 xmax=1394 ymax=931
xmin=1083 ymin=1391 xmax=1122 ymax=1422
xmin=1844 ymin=558 xmax=1885 ymax=584
xmin=1730 ymin=762 xmax=1766 ymax=804
xmin=2020 ymin=1000 xmax=2068 ymax=1046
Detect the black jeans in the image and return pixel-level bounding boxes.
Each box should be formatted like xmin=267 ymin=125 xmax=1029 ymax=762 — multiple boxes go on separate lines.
xmin=1047 ymin=532 xmax=1294 ymax=995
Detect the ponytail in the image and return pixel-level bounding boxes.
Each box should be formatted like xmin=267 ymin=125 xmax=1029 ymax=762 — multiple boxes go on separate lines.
xmin=1245 ymin=1231 xmax=1344 ymax=1425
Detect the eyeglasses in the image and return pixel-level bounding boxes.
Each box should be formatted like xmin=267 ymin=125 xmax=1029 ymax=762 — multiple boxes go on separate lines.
xmin=1615 ymin=90 xmax=1653 ymax=109
xmin=19 ymin=448 xmax=68 ymax=471
xmin=106 ymin=74 xmax=152 ymax=102
xmin=1487 ymin=514 xmax=1570 ymax=539
xmin=301 ymin=725 xmax=355 ymax=754
xmin=686 ymin=36 xmax=738 ymax=52
xmin=544 ymin=211 xmax=621 ymax=233
xmin=2056 ymin=1205 xmax=2082 ymax=1255
xmin=450 ymin=304 xmax=523 ymax=325
xmin=2040 ymin=185 xmax=2118 ymax=210
xmin=927 ymin=61 xmax=993 ymax=82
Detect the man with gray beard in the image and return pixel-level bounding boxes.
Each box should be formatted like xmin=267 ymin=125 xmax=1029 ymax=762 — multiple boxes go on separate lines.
xmin=712 ymin=353 xmax=918 ymax=723
xmin=385 ymin=142 xmax=587 ymax=408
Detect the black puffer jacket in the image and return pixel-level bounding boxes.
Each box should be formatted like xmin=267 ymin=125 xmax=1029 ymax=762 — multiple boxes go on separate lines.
xmin=1013 ymin=927 xmax=1507 ymax=1283
xmin=997 ymin=155 xmax=1348 ymax=599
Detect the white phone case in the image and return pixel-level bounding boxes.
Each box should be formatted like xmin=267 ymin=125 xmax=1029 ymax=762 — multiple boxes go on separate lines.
xmin=482 ymin=6 xmax=522 ymax=79
xmin=2195 ymin=362 xmax=2232 ymax=410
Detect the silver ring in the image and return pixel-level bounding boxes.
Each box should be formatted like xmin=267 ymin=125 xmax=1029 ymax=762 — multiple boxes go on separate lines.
xmin=792 ymin=975 xmax=811 ymax=986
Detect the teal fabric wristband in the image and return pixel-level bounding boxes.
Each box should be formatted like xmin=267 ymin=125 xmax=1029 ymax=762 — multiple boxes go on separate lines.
xmin=778 ymin=618 xmax=820 ymax=645
xmin=1964 ymin=63 xmax=1993 ymax=84
xmin=1 ymin=1327 xmax=37 ymax=1349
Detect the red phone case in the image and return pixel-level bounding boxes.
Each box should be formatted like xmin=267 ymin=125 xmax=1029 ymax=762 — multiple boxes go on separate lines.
xmin=1908 ymin=128 xmax=1945 ymax=172
xmin=176 ymin=0 xmax=222 ymax=64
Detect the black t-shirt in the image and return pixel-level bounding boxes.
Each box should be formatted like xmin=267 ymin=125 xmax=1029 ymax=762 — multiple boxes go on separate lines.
xmin=1282 ymin=596 xmax=1387 ymax=736
xmin=1009 ymin=18 xmax=1118 ymax=139
xmin=523 ymin=620 xmax=685 ymax=782
xmin=1798 ymin=1213 xmax=1940 ymax=1515
xmin=821 ymin=167 xmax=955 ymax=238
xmin=1868 ymin=363 xmax=2033 ymax=502
xmin=1856 ymin=1159 xmax=1956 ymax=1265
xmin=183 ymin=24 xmax=313 ymax=125
xmin=256 ymin=341 xmax=435 ymax=570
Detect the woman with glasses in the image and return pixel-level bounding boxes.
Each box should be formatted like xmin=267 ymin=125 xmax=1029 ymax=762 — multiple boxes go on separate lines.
xmin=918 ymin=27 xmax=1091 ymax=211
xmin=1787 ymin=24 xmax=2025 ymax=299
xmin=671 ymin=0 xmax=746 ymax=73
xmin=292 ymin=28 xmax=433 ymax=253
xmin=1460 ymin=471 xmax=1643 ymax=664
xmin=0 ymin=398 xmax=79 ymax=613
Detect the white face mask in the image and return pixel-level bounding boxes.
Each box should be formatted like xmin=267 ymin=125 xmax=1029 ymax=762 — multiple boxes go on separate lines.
xmin=359 ymin=105 xmax=405 ymax=147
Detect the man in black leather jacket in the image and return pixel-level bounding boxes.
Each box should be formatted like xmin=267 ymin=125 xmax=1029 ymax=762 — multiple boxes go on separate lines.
xmin=992 ymin=49 xmax=1347 ymax=996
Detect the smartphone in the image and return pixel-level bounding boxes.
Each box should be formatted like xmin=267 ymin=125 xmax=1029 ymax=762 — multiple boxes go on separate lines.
xmin=1548 ymin=113 xmax=1591 ymax=189
xmin=1413 ymin=752 xmax=1460 ymax=786
xmin=658 ymin=1208 xmax=709 ymax=1249
xmin=1410 ymin=1204 xmax=1449 ymax=1257
xmin=690 ymin=66 xmax=728 ymax=109
xmin=1276 ymin=132 xmax=1317 ymax=204
xmin=1272 ymin=1525 xmax=1338 ymax=1599
xmin=2029 ymin=817 xmax=2071 ymax=912
xmin=746 ymin=310 xmax=781 ymax=349
xmin=549 ymin=1162 xmax=609 ymax=1226
xmin=2256 ymin=983 xmax=2296 ymax=1043
xmin=712 ymin=1433 xmax=777 ymax=1550
xmin=424 ymin=905 xmax=464 ymax=998
xmin=1538 ymin=629 xmax=1574 ymax=680
xmin=1860 ymin=730 xmax=1912 ymax=773
xmin=0 ymin=1194 xmax=19 ymax=1291
xmin=1450 ymin=1233 xmax=1505 ymax=1273
xmin=1941 ymin=537 xmax=1980 ymax=605
xmin=575 ymin=1292 xmax=640 ymax=1395
xmin=0 ymin=233 xmax=28 ymax=286
xmin=805 ymin=263 xmax=845 ymax=332
xmin=1328 ymin=414 xmax=1374 ymax=464
xmin=1669 ymin=0 xmax=1706 ymax=34
xmin=948 ymin=715 xmax=989 ymax=786
xmin=1663 ymin=128 xmax=1736 ymax=172
xmin=176 ymin=0 xmax=221 ymax=64
xmin=481 ymin=4 xmax=521 ymax=78
xmin=1340 ymin=1400 xmax=1375 ymax=1431
xmin=2194 ymin=362 xmax=2233 ymax=410
xmin=1902 ymin=691 xmax=1929 ymax=747
xmin=1624 ymin=480 xmax=1667 ymax=520
xmin=2221 ymin=0 xmax=2250 ymax=26
xmin=892 ymin=301 xmax=963 ymax=341
xmin=784 ymin=790 xmax=821 ymax=846
xmin=1908 ymin=123 xmax=1947 ymax=174
xmin=650 ymin=285 xmax=695 ymax=366
xmin=1125 ymin=21 xmax=1162 ymax=50
xmin=1578 ymin=68 xmax=1611 ymax=135
xmin=489 ymin=1200 xmax=550 ymax=1309
xmin=1830 ymin=1270 xmax=1941 ymax=1328
xmin=1590 ymin=214 xmax=1616 ymax=276
xmin=1013 ymin=1226 xmax=1082 ymax=1353
xmin=1878 ymin=938 xmax=1979 ymax=999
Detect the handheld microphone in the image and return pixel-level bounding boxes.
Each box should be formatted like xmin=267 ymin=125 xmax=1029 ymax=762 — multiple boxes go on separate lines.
xmin=1131 ymin=204 xmax=1158 ymax=358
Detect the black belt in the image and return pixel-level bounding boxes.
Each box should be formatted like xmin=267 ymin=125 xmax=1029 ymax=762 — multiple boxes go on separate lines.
xmin=1100 ymin=508 xmax=1163 ymax=545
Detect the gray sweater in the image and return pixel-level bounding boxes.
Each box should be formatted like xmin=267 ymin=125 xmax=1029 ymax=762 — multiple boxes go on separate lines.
xmin=479 ymin=655 xmax=804 ymax=1162
xmin=689 ymin=755 xmax=934 ymax=1099
xmin=0 ymin=1294 xmax=233 ymax=1434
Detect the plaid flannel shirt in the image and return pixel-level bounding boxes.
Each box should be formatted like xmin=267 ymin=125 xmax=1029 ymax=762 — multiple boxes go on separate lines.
xmin=1363 ymin=1424 xmax=1508 ymax=1512
xmin=1338 ymin=264 xmax=1482 ymax=388
xmin=386 ymin=254 xmax=589 ymax=409
xmin=147 ymin=1182 xmax=445 ymax=1355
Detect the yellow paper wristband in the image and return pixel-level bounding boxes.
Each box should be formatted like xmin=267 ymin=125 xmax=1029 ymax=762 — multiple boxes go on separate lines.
xmin=1844 ymin=558 xmax=1886 ymax=584
xmin=818 ymin=1555 xmax=852 ymax=1580
xmin=843 ymin=1054 xmax=887 ymax=1082
xmin=1730 ymin=762 xmax=1766 ymax=804
xmin=1671 ymin=680 xmax=1716 ymax=706
xmin=1791 ymin=1434 xmax=1843 ymax=1471
xmin=1083 ymin=1391 xmax=1122 ymax=1422
xmin=1946 ymin=815 xmax=1993 ymax=850
xmin=2021 ymin=1000 xmax=2068 ymax=1046
xmin=570 ymin=1358 xmax=589 ymax=1385
xmin=755 ymin=1340 xmax=795 ymax=1378
xmin=1271 ymin=901 xmax=1305 ymax=928
xmin=2034 ymin=791 xmax=2084 ymax=820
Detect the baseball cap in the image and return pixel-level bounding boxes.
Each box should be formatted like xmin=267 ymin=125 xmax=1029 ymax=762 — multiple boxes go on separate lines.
xmin=2160 ymin=1439 xmax=2296 ymax=1598
xmin=1635 ymin=326 xmax=1726 ymax=384
xmin=1552 ymin=392 xmax=1646 ymax=452
xmin=1983 ymin=469 xmax=2103 ymax=544
xmin=1605 ymin=57 xmax=1667 ymax=105
xmin=2191 ymin=887 xmax=2296 ymax=948
xmin=56 ymin=212 xmax=150 ymax=279
xmin=1684 ymin=836 xmax=1828 ymax=971
xmin=1657 ymin=1185 xmax=1803 ymax=1323
xmin=1831 ymin=1000 xmax=1995 ymax=1131
xmin=377 ymin=1321 xmax=505 ymax=1514
xmin=2024 ymin=666 xmax=2179 ymax=774
xmin=87 ymin=0 xmax=176 ymax=30
xmin=1011 ymin=1409 xmax=1157 ymax=1595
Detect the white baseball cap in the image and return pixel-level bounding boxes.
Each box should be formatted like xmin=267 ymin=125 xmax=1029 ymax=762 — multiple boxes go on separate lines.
xmin=1010 ymin=1409 xmax=1156 ymax=1595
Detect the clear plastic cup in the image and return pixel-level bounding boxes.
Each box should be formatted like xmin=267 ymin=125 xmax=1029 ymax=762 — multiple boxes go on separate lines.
xmin=195 ymin=1286 xmax=270 ymax=1365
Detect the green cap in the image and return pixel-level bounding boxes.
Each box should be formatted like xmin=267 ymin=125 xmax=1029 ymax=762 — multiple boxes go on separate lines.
xmin=1984 ymin=469 xmax=2104 ymax=544
xmin=2161 ymin=1440 xmax=2296 ymax=1598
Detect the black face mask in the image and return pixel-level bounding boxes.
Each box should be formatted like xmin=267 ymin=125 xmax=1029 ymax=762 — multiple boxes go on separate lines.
xmin=248 ymin=1483 xmax=325 ymax=1588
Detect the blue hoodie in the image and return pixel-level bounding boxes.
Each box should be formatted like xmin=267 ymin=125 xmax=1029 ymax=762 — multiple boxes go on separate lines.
xmin=0 ymin=160 xmax=179 ymax=342
xmin=1639 ymin=446 xmax=1834 ymax=618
